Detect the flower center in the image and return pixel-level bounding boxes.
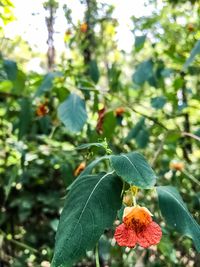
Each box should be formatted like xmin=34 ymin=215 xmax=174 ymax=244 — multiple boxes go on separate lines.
xmin=123 ymin=206 xmax=152 ymax=233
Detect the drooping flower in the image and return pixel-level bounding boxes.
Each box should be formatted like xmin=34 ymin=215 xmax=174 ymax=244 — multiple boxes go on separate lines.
xmin=74 ymin=161 xmax=86 ymax=177
xmin=114 ymin=206 xmax=162 ymax=248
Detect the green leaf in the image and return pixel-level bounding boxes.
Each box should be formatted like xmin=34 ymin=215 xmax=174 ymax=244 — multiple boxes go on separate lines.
xmin=35 ymin=72 xmax=61 ymax=96
xmin=79 ymin=156 xmax=111 ymax=177
xmin=157 ymin=186 xmax=200 ymax=252
xmin=151 ymin=96 xmax=166 ymax=109
xmin=52 ymin=172 xmax=122 ymax=267
xmin=18 ymin=98 xmax=32 ymax=139
xmin=89 ymin=60 xmax=99 ymax=84
xmin=132 ymin=59 xmax=153 ymax=85
xmin=58 ymin=93 xmax=87 ymax=133
xmin=135 ymin=127 xmax=149 ymax=148
xmin=3 ymin=59 xmax=18 ymax=81
xmin=125 ymin=118 xmax=145 ymax=142
xmin=102 ymin=111 xmax=117 ymax=139
xmin=125 ymin=118 xmax=149 ymax=148
xmin=184 ymin=40 xmax=200 ymax=70
xmin=0 ymin=80 xmax=13 ymax=92
xmin=76 ymin=142 xmax=106 ymax=150
xmin=135 ymin=35 xmax=146 ymax=51
xmin=110 ymin=152 xmax=156 ymax=189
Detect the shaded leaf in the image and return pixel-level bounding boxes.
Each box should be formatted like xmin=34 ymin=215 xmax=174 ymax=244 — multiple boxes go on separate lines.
xmin=183 ymin=40 xmax=200 ymax=69
xmin=76 ymin=142 xmax=106 ymax=150
xmin=52 ymin=172 xmax=122 ymax=267
xmin=151 ymin=96 xmax=166 ymax=109
xmin=135 ymin=35 xmax=146 ymax=51
xmin=35 ymin=72 xmax=61 ymax=96
xmin=132 ymin=59 xmax=154 ymax=85
xmin=18 ymin=98 xmax=32 ymax=139
xmin=157 ymin=186 xmax=200 ymax=252
xmin=110 ymin=152 xmax=156 ymax=189
xmin=58 ymin=93 xmax=87 ymax=133
xmin=3 ymin=59 xmax=17 ymax=81
xmin=89 ymin=60 xmax=99 ymax=84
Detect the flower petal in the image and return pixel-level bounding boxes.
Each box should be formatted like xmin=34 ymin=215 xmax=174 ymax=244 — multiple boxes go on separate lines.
xmin=114 ymin=223 xmax=137 ymax=248
xmin=137 ymin=221 xmax=162 ymax=248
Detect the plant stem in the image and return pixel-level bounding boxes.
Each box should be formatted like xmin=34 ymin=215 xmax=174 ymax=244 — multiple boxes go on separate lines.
xmin=182 ymin=169 xmax=200 ymax=187
xmin=95 ymin=242 xmax=100 ymax=267
xmin=0 ymin=229 xmax=38 ymax=254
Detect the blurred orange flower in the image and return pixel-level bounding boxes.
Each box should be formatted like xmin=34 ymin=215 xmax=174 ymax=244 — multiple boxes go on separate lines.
xmin=36 ymin=103 xmax=49 ymax=117
xmin=74 ymin=161 xmax=86 ymax=177
xmin=80 ymin=22 xmax=88 ymax=33
xmin=170 ymin=161 xmax=184 ymax=171
xmin=114 ymin=206 xmax=162 ymax=248
xmin=115 ymin=107 xmax=125 ymax=116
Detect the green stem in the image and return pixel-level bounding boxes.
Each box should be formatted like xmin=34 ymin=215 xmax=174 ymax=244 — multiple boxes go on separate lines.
xmin=182 ymin=169 xmax=200 ymax=187
xmin=95 ymin=242 xmax=100 ymax=267
xmin=0 ymin=229 xmax=38 ymax=253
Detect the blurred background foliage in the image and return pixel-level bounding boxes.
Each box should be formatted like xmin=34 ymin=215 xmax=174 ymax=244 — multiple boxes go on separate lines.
xmin=0 ymin=0 xmax=200 ymax=266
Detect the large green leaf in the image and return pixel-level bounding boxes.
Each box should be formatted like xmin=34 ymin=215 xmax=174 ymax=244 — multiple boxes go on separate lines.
xmin=110 ymin=152 xmax=156 ymax=189
xmin=157 ymin=186 xmax=200 ymax=252
xmin=58 ymin=93 xmax=87 ymax=133
xmin=52 ymin=172 xmax=122 ymax=267
xmin=183 ymin=40 xmax=200 ymax=70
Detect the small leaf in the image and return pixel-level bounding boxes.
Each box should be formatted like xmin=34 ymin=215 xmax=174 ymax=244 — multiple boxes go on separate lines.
xmin=110 ymin=152 xmax=157 ymax=189
xmin=157 ymin=186 xmax=200 ymax=252
xmin=76 ymin=142 xmax=106 ymax=150
xmin=52 ymin=172 xmax=122 ymax=267
xmin=89 ymin=60 xmax=99 ymax=84
xmin=18 ymin=98 xmax=32 ymax=139
xmin=35 ymin=72 xmax=61 ymax=96
xmin=102 ymin=111 xmax=117 ymax=139
xmin=125 ymin=118 xmax=145 ymax=142
xmin=184 ymin=40 xmax=200 ymax=70
xmin=135 ymin=127 xmax=149 ymax=148
xmin=135 ymin=35 xmax=146 ymax=51
xmin=151 ymin=96 xmax=166 ymax=109
xmin=58 ymin=93 xmax=87 ymax=133
xmin=3 ymin=59 xmax=18 ymax=81
xmin=132 ymin=59 xmax=154 ymax=85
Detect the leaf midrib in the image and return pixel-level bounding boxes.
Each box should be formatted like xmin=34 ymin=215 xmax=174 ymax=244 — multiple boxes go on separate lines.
xmin=68 ymin=171 xmax=114 ymax=241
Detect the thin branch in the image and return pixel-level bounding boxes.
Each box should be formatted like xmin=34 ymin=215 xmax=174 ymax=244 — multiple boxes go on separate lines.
xmin=0 ymin=229 xmax=38 ymax=254
xmin=182 ymin=132 xmax=200 ymax=142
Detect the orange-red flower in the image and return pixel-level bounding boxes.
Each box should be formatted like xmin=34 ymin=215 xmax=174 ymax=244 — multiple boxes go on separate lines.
xmin=36 ymin=103 xmax=49 ymax=117
xmin=80 ymin=22 xmax=88 ymax=33
xmin=114 ymin=206 xmax=162 ymax=248
xmin=170 ymin=161 xmax=184 ymax=171
xmin=115 ymin=107 xmax=125 ymax=117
